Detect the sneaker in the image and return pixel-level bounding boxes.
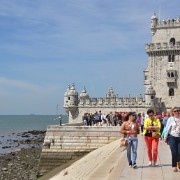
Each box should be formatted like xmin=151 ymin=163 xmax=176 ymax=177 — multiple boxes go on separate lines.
xmin=154 ymin=162 xmax=159 ymax=167
xmin=129 ymin=162 xmax=132 ymax=168
xmin=148 ymin=162 xmax=152 ymax=166
xmin=132 ymin=163 xmax=137 ymax=168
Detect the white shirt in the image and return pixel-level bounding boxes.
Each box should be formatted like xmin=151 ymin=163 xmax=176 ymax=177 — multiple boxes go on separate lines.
xmin=164 ymin=116 xmax=180 ymax=140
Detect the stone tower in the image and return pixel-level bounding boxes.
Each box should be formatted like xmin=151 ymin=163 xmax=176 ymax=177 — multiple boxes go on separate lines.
xmin=145 ymin=13 xmax=180 ymax=111
xmin=64 ymin=83 xmax=78 ymax=119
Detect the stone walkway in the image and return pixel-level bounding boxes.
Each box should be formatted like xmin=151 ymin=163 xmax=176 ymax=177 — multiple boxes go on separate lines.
xmin=50 ymin=135 xmax=180 ymax=180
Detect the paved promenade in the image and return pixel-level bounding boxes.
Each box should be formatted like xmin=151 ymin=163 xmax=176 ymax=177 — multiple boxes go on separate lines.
xmin=50 ymin=135 xmax=179 ymax=180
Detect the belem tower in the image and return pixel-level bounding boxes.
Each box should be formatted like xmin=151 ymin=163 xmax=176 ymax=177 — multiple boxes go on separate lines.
xmin=64 ymin=13 xmax=180 ymax=123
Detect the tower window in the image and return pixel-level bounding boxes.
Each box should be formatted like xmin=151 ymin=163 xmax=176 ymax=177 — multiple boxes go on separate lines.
xmin=68 ymin=97 xmax=70 ymax=100
xmin=145 ymin=76 xmax=147 ymax=80
xmin=170 ymin=38 xmax=175 ymax=46
xmin=168 ymin=55 xmax=175 ymax=62
xmin=169 ymin=88 xmax=174 ymax=96
xmin=171 ymin=72 xmax=174 ymax=77
xmin=151 ymin=95 xmax=154 ymax=99
xmin=167 ymin=70 xmax=177 ymax=79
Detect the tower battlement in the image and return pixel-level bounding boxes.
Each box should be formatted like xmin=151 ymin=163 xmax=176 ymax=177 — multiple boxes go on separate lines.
xmin=145 ymin=41 xmax=180 ymax=55
xmin=157 ymin=17 xmax=180 ymax=28
xmin=79 ymin=96 xmax=145 ymax=107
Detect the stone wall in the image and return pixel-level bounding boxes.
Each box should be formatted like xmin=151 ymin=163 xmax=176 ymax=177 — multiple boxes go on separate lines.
xmin=38 ymin=125 xmax=121 ymax=174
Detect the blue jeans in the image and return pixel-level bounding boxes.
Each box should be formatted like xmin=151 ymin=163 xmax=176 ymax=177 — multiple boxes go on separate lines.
xmin=168 ymin=135 xmax=180 ymax=167
xmin=127 ymin=138 xmax=138 ymax=165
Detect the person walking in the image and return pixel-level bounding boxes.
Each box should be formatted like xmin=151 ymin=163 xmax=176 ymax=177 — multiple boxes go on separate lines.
xmin=142 ymin=109 xmax=161 ymax=167
xmin=164 ymin=107 xmax=180 ymax=172
xmin=140 ymin=112 xmax=145 ymax=133
xmin=121 ymin=112 xmax=140 ymax=168
xmin=161 ymin=111 xmax=171 ymax=139
xmin=94 ymin=111 xmax=100 ymax=126
xmin=108 ymin=112 xmax=113 ymax=126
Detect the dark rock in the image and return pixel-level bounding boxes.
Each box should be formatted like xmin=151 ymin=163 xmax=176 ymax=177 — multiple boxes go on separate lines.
xmin=6 ymin=158 xmax=12 ymax=161
xmin=24 ymin=139 xmax=31 ymax=143
xmin=22 ymin=135 xmax=30 ymax=138
xmin=2 ymin=146 xmax=11 ymax=149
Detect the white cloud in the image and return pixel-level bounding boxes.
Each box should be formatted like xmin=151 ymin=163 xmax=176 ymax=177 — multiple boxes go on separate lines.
xmin=0 ymin=76 xmax=41 ymax=91
xmin=0 ymin=76 xmax=60 ymax=95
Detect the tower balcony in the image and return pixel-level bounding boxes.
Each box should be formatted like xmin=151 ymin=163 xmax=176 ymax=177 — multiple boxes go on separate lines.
xmin=166 ymin=77 xmax=177 ymax=83
xmin=145 ymin=42 xmax=180 ymax=54
xmin=166 ymin=70 xmax=177 ymax=84
xmin=166 ymin=77 xmax=177 ymax=87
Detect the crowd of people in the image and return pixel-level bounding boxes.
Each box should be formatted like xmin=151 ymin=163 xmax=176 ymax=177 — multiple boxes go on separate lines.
xmin=82 ymin=111 xmax=146 ymax=127
xmin=82 ymin=111 xmax=124 ymax=126
xmin=120 ymin=107 xmax=180 ymax=173
xmin=82 ymin=108 xmax=180 ymax=172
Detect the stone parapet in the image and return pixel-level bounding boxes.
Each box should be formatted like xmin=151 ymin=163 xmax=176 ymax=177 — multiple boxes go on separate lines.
xmin=38 ymin=125 xmax=121 ymax=175
xmin=145 ymin=42 xmax=180 ymax=54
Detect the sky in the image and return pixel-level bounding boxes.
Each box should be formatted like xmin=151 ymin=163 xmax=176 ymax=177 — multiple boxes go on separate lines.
xmin=0 ymin=0 xmax=179 ymax=115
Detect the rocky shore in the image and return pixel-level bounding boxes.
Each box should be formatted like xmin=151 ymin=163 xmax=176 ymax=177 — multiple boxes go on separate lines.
xmin=0 ymin=130 xmax=46 ymax=180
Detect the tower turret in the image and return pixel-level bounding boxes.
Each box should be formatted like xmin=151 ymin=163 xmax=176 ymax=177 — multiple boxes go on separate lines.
xmin=79 ymin=87 xmax=89 ymax=105
xmin=145 ymin=85 xmax=156 ymax=108
xmin=64 ymin=84 xmax=70 ymax=114
xmin=106 ymin=87 xmax=116 ymax=99
xmin=80 ymin=87 xmax=89 ymax=99
xmin=151 ymin=12 xmax=158 ymax=35
xmin=63 ymin=83 xmax=78 ymax=117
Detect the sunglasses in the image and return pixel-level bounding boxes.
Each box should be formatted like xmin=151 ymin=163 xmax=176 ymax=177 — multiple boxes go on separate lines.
xmin=173 ymin=110 xmax=179 ymax=113
xmin=148 ymin=114 xmax=154 ymax=117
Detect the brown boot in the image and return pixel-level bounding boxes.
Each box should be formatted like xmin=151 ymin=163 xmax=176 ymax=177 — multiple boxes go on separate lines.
xmin=177 ymin=162 xmax=180 ymax=169
xmin=172 ymin=167 xmax=178 ymax=172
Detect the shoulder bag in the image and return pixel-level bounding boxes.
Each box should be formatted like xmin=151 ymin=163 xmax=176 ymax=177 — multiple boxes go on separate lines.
xmin=152 ymin=131 xmax=160 ymax=138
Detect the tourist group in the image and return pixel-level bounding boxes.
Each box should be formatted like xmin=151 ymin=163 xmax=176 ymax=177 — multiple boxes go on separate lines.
xmin=83 ymin=108 xmax=180 ymax=172
xmin=120 ymin=107 xmax=180 ymax=172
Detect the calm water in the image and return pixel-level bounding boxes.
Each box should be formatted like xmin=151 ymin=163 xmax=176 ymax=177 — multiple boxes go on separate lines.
xmin=0 ymin=115 xmax=68 ymax=135
xmin=0 ymin=115 xmax=68 ymax=154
